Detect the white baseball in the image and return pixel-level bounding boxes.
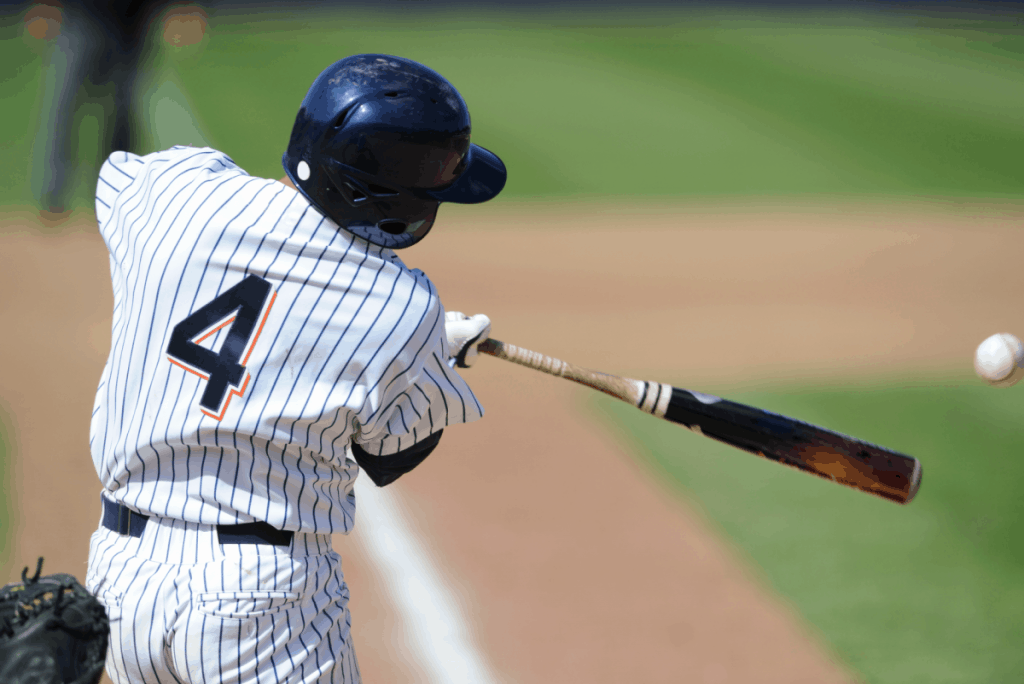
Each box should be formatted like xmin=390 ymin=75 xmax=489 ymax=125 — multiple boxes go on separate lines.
xmin=974 ymin=333 xmax=1024 ymax=387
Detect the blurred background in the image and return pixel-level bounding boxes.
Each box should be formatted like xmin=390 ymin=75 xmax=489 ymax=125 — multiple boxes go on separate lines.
xmin=2 ymin=1 xmax=1024 ymax=682
xmin=4 ymin=0 xmax=1024 ymax=211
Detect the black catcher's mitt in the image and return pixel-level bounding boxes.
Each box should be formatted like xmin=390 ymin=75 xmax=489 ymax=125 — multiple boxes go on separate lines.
xmin=0 ymin=558 xmax=109 ymax=684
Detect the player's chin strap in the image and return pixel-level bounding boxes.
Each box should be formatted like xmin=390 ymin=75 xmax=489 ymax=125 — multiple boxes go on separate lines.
xmin=444 ymin=312 xmax=492 ymax=368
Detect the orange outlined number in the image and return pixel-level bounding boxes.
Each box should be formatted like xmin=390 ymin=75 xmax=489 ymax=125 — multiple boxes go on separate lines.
xmin=166 ymin=274 xmax=276 ymax=420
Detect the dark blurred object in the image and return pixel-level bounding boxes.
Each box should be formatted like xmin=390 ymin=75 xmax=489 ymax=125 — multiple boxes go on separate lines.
xmin=0 ymin=558 xmax=109 ymax=684
xmin=25 ymin=1 xmax=171 ymax=221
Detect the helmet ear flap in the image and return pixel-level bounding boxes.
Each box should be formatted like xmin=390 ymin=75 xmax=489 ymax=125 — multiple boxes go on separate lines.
xmin=322 ymin=163 xmax=370 ymax=208
xmin=377 ymin=219 xmax=407 ymax=235
xmin=323 ymin=164 xmax=403 ymax=208
xmin=338 ymin=181 xmax=369 ymax=207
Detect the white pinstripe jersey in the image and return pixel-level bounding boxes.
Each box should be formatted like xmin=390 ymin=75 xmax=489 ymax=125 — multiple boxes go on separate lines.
xmin=91 ymin=145 xmax=482 ymax=534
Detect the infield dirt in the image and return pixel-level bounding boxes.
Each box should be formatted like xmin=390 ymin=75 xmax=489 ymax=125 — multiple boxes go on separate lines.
xmin=3 ymin=200 xmax=1022 ymax=683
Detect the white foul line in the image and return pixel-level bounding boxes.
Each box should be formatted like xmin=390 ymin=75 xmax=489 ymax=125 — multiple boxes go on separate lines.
xmin=352 ymin=476 xmax=504 ymax=684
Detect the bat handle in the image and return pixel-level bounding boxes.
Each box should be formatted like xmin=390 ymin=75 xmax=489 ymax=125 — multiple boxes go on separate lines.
xmin=477 ymin=338 xmax=674 ymax=416
xmin=477 ymin=338 xmax=570 ymax=377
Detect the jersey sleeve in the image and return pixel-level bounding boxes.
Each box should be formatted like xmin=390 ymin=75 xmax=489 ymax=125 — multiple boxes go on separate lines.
xmin=94 ymin=151 xmax=145 ymax=229
xmin=352 ymin=283 xmax=483 ymax=457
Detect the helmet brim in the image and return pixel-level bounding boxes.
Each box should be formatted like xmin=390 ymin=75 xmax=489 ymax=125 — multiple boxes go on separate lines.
xmin=425 ymin=144 xmax=506 ymax=204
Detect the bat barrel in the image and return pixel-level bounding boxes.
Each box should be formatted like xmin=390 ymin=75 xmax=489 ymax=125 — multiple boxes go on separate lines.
xmin=664 ymin=388 xmax=922 ymax=504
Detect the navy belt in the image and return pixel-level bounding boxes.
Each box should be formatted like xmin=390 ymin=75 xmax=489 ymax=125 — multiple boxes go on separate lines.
xmin=101 ymin=495 xmax=294 ymax=547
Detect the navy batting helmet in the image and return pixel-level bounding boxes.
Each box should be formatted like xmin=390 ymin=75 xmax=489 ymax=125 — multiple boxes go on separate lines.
xmin=282 ymin=54 xmax=507 ymax=249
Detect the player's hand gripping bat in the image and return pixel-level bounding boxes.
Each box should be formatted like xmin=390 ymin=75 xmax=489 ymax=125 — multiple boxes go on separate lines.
xmin=478 ymin=338 xmax=922 ymax=504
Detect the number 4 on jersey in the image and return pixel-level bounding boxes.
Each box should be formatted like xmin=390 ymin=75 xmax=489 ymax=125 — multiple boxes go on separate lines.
xmin=166 ymin=274 xmax=276 ymax=420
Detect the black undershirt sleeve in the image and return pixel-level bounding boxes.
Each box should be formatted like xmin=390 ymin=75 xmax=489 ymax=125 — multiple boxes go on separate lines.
xmin=350 ymin=429 xmax=444 ymax=487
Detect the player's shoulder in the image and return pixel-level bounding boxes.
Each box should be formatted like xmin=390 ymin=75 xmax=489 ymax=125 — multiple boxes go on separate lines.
xmin=97 ymin=150 xmax=147 ymax=194
xmin=382 ymin=251 xmax=438 ymax=297
xmin=353 ymin=249 xmax=442 ymax=329
xmin=96 ymin=146 xmax=253 ymax=231
xmin=390 ymin=255 xmax=448 ymax=334
xmin=99 ymin=146 xmax=244 ymax=189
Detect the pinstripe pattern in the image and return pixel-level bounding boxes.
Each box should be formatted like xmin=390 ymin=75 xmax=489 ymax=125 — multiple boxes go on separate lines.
xmin=90 ymin=146 xmax=481 ymax=532
xmin=88 ymin=146 xmax=484 ymax=682
xmin=87 ymin=507 xmax=358 ymax=683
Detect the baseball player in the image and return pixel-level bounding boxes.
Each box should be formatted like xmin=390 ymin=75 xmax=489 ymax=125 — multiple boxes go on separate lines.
xmin=85 ymin=54 xmax=505 ymax=683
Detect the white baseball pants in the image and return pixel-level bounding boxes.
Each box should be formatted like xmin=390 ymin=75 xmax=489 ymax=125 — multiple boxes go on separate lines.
xmin=86 ymin=507 xmax=360 ymax=683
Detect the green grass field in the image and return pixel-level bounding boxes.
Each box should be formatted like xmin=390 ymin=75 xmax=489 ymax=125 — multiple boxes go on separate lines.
xmin=2 ymin=6 xmax=1024 ymax=208
xmin=594 ymin=373 xmax=1024 ymax=683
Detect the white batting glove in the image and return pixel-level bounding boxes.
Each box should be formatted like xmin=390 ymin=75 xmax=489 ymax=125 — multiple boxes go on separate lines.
xmin=445 ymin=311 xmax=491 ymax=368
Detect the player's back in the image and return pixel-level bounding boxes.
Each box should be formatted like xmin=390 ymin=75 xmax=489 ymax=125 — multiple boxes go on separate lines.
xmin=90 ymin=146 xmax=463 ymax=531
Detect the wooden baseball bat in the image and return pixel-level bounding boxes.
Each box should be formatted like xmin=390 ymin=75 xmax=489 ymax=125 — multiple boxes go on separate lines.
xmin=477 ymin=338 xmax=922 ymax=504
